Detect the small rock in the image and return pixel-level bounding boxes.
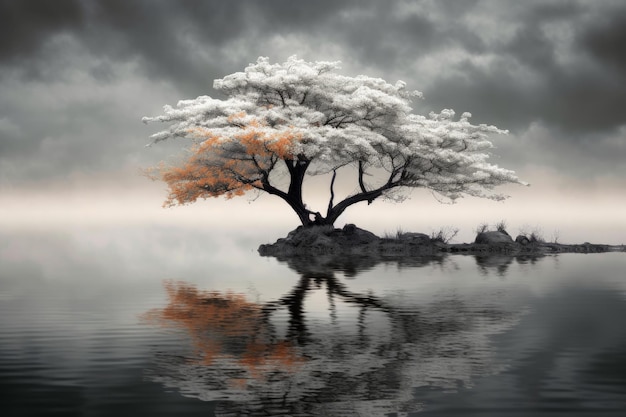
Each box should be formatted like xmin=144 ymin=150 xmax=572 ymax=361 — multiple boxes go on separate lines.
xmin=397 ymin=232 xmax=431 ymax=245
xmin=341 ymin=224 xmax=379 ymax=244
xmin=475 ymin=231 xmax=514 ymax=244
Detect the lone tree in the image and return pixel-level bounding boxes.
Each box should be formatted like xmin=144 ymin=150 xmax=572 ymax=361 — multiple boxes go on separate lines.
xmin=144 ymin=56 xmax=525 ymax=226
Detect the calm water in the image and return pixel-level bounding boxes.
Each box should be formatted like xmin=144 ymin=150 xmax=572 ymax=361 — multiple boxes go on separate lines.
xmin=2 ymin=225 xmax=626 ymax=416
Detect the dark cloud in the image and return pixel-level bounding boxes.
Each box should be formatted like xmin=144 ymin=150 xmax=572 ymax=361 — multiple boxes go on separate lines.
xmin=578 ymin=7 xmax=626 ymax=74
xmin=0 ymin=0 xmax=83 ymax=62
xmin=424 ymin=57 xmax=626 ymax=136
xmin=329 ymin=2 xmax=487 ymax=75
xmin=504 ymin=24 xmax=556 ymax=71
xmin=85 ymin=0 xmax=275 ymax=93
xmin=250 ymin=0 xmax=363 ymax=31
xmin=422 ymin=1 xmax=626 ymax=139
xmin=0 ymin=0 xmax=369 ymax=94
xmin=1 ymin=0 xmax=625 ymax=185
xmin=524 ymin=0 xmax=585 ymax=21
xmin=542 ymin=67 xmax=626 ymax=133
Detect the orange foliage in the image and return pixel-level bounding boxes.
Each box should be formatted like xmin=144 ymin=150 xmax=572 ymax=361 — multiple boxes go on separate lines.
xmin=156 ymin=115 xmax=302 ymax=207
xmin=141 ymin=280 xmax=305 ymax=379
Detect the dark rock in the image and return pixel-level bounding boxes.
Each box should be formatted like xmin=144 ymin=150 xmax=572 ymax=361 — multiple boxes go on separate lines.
xmin=259 ymin=224 xmax=379 ymax=256
xmin=397 ymin=232 xmax=431 ymax=245
xmin=341 ymin=224 xmax=379 ymax=244
xmin=342 ymin=223 xmax=357 ymax=235
xmin=475 ymin=231 xmax=514 ymax=244
xmin=515 ymin=235 xmax=531 ymax=245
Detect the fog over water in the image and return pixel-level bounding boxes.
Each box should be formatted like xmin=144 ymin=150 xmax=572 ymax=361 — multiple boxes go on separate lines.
xmin=2 ymin=179 xmax=624 ymax=245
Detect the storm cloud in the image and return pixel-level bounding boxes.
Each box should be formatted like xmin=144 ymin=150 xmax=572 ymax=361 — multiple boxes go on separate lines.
xmin=1 ymin=0 xmax=625 ymax=192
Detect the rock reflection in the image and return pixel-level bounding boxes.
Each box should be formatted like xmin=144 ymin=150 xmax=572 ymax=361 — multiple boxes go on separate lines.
xmin=474 ymin=254 xmax=545 ymax=276
xmin=143 ymin=258 xmax=523 ymax=416
xmin=272 ymin=250 xmax=546 ymax=279
xmin=271 ymin=251 xmax=447 ymax=278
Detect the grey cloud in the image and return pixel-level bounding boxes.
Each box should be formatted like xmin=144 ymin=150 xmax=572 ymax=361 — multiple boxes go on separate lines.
xmin=0 ymin=117 xmax=24 ymax=154
xmin=89 ymin=0 xmax=272 ymax=87
xmin=504 ymin=23 xmax=557 ymax=71
xmin=333 ymin=2 xmax=486 ymax=74
xmin=434 ymin=0 xmax=481 ymax=17
xmin=518 ymin=0 xmax=585 ymax=23
xmin=1 ymin=1 xmax=240 ymax=93
xmin=422 ymin=1 xmax=626 ymax=138
xmin=0 ymin=0 xmax=367 ymax=94
xmin=1 ymin=0 xmax=625 ymax=185
xmin=422 ymin=58 xmax=534 ymax=130
xmin=249 ymin=0 xmax=363 ymax=31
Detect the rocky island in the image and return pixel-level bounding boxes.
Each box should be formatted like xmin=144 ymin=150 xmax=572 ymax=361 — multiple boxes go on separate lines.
xmin=259 ymin=224 xmax=624 ymax=259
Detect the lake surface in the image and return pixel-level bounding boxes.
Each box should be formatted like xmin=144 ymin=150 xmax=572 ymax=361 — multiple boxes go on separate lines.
xmin=2 ymin=225 xmax=626 ymax=416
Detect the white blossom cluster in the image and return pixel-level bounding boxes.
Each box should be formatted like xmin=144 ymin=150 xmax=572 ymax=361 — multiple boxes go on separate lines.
xmin=144 ymin=56 xmax=524 ymax=203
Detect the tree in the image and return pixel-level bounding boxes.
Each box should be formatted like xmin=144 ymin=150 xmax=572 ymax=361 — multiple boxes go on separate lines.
xmin=144 ymin=56 xmax=525 ymax=226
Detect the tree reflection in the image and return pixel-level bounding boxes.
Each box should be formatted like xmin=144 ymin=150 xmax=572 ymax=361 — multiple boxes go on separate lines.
xmin=143 ymin=257 xmax=523 ymax=416
xmin=142 ymin=281 xmax=305 ymax=373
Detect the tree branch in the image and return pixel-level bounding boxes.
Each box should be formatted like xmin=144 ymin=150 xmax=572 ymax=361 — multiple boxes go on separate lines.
xmin=324 ymin=164 xmax=407 ymax=224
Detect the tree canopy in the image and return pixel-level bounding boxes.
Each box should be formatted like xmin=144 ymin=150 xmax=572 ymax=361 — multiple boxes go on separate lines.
xmin=144 ymin=56 xmax=525 ymax=226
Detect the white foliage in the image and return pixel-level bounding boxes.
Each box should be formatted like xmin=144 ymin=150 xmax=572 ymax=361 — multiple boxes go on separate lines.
xmin=144 ymin=56 xmax=525 ymax=203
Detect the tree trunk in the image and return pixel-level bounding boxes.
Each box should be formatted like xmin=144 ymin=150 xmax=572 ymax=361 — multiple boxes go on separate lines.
xmin=285 ymin=159 xmax=315 ymax=226
xmin=264 ymin=160 xmax=392 ymax=227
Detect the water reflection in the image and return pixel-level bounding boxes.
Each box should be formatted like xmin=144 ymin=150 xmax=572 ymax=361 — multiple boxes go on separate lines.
xmin=4 ymin=228 xmax=625 ymax=416
xmin=143 ymin=256 xmax=525 ymax=416
xmin=269 ymin=252 xmax=448 ymax=277
xmin=474 ymin=254 xmax=545 ymax=276
xmin=269 ymin=249 xmax=547 ymax=279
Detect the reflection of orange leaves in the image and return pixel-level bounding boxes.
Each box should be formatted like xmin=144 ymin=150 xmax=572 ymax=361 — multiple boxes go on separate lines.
xmin=142 ymin=281 xmax=262 ymax=365
xmin=142 ymin=281 xmax=306 ymax=379
xmin=158 ymin=115 xmax=302 ymax=207
xmin=145 ymin=280 xmax=261 ymax=335
xmin=228 ymin=378 xmax=248 ymax=390
xmin=272 ymin=341 xmax=304 ymax=368
xmin=239 ymin=340 xmax=305 ymax=376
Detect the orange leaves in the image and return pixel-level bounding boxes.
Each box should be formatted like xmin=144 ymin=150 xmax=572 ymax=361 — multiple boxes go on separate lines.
xmin=159 ymin=148 xmax=251 ymax=207
xmin=186 ymin=113 xmax=301 ymax=160
xmin=226 ymin=111 xmax=247 ymax=125
xmin=185 ymin=126 xmax=215 ymax=139
xmin=235 ymin=126 xmax=300 ymax=160
xmin=156 ymin=114 xmax=302 ymax=207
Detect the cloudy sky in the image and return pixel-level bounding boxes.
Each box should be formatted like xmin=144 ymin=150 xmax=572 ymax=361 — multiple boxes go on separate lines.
xmin=1 ymin=0 xmax=625 ymax=243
